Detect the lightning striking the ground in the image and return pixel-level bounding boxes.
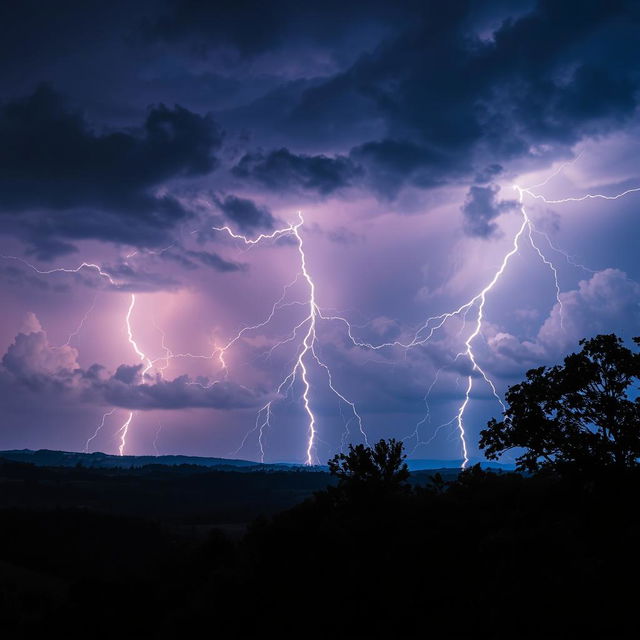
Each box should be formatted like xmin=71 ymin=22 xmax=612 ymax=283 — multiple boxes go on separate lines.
xmin=322 ymin=212 xmax=531 ymax=466
xmin=427 ymin=173 xmax=640 ymax=467
xmin=117 ymin=411 xmax=135 ymax=457
xmin=323 ymin=165 xmax=640 ymax=467
xmin=213 ymin=212 xmax=368 ymax=465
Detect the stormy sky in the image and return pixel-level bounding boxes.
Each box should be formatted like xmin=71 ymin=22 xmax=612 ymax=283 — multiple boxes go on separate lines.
xmin=1 ymin=0 xmax=639 ymax=463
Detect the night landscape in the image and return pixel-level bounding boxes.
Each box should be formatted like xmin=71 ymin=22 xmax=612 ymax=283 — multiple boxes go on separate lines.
xmin=1 ymin=1 xmax=640 ymax=636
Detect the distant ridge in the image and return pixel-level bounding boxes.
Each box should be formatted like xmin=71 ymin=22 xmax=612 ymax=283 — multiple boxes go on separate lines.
xmin=0 ymin=449 xmax=303 ymax=471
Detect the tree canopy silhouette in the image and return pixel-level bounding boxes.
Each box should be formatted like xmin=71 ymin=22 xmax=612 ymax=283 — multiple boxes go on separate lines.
xmin=480 ymin=334 xmax=640 ymax=474
xmin=327 ymin=438 xmax=410 ymax=500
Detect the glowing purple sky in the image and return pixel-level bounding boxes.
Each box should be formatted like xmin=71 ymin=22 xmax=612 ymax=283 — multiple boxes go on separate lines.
xmin=1 ymin=1 xmax=639 ymax=463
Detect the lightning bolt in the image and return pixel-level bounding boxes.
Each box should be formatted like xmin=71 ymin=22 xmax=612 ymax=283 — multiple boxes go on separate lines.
xmin=523 ymin=186 xmax=640 ymax=204
xmin=125 ymin=293 xmax=153 ymax=376
xmin=115 ymin=293 xmax=160 ymax=454
xmin=402 ymin=367 xmax=442 ymax=453
xmin=215 ymin=272 xmax=305 ymax=380
xmin=215 ymin=213 xmax=368 ymax=465
xmin=85 ymin=408 xmax=115 ymax=453
xmin=0 ymin=256 xmax=117 ymax=286
xmin=535 ymin=229 xmax=596 ymax=274
xmin=61 ymin=295 xmax=98 ymax=346
xmin=117 ymin=412 xmax=134 ymax=457
xmin=153 ymin=424 xmax=163 ymax=456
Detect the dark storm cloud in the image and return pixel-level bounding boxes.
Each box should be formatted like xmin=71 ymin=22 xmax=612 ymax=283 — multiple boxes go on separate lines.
xmin=102 ymin=375 xmax=262 ymax=411
xmin=113 ymin=364 xmax=142 ymax=385
xmin=350 ymin=139 xmax=465 ymax=198
xmin=233 ymin=148 xmax=362 ymax=195
xmin=145 ymin=0 xmax=426 ymax=57
xmin=0 ymin=265 xmax=55 ymax=291
xmin=213 ymin=194 xmax=275 ymax=231
xmin=474 ymin=164 xmax=503 ymax=184
xmin=1 ymin=1 xmax=637 ymax=204
xmin=184 ymin=250 xmax=246 ymax=272
xmin=461 ymin=184 xmax=518 ymax=238
xmin=0 ymin=85 xmax=224 ymax=255
xmin=220 ymin=0 xmax=640 ymax=197
xmin=0 ymin=255 xmax=185 ymax=294
xmin=160 ymin=246 xmax=246 ymax=273
xmin=0 ymin=1 xmax=637 ymax=209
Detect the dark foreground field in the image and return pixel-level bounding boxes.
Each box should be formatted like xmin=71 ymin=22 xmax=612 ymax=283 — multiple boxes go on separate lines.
xmin=1 ymin=457 xmax=638 ymax=638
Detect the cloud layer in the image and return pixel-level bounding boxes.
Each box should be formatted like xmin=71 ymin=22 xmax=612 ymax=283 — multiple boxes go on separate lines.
xmin=0 ymin=85 xmax=223 ymax=256
xmin=1 ymin=315 xmax=265 ymax=411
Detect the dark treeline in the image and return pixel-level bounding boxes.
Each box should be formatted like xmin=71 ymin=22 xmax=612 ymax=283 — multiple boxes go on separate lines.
xmin=2 ymin=334 xmax=640 ymax=637
xmin=3 ymin=462 xmax=639 ymax=637
xmin=0 ymin=461 xmax=336 ymax=524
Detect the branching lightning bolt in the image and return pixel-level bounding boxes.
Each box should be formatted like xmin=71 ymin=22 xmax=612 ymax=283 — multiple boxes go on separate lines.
xmin=214 ymin=212 xmax=368 ymax=465
xmin=322 ymin=210 xmax=531 ymax=467
xmin=322 ymin=162 xmax=640 ymax=468
xmin=440 ymin=171 xmax=640 ymax=466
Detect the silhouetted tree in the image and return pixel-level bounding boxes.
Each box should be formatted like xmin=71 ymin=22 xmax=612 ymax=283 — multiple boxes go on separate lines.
xmin=427 ymin=472 xmax=448 ymax=494
xmin=327 ymin=439 xmax=410 ymax=500
xmin=480 ymin=334 xmax=640 ymax=474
